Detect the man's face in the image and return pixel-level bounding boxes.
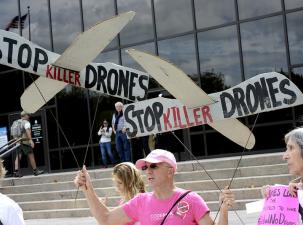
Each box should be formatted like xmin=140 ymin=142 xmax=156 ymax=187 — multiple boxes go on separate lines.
xmin=142 ymin=162 xmax=173 ymax=187
xmin=283 ymin=138 xmax=303 ymax=177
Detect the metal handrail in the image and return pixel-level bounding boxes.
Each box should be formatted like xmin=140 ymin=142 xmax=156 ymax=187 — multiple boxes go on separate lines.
xmin=0 ymin=138 xmax=22 ymax=158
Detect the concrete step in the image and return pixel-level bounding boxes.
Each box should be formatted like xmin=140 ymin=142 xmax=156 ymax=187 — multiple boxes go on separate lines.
xmin=0 ymin=163 xmax=288 ymax=194
xmin=6 ymin=173 xmax=293 ymax=203
xmin=0 ymin=152 xmax=289 ymax=220
xmin=2 ymin=152 xmax=285 ymax=187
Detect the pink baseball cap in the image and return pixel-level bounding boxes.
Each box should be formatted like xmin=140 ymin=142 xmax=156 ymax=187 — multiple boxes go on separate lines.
xmin=135 ymin=149 xmax=177 ymax=172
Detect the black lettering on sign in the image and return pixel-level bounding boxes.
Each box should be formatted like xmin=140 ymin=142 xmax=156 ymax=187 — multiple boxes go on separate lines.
xmin=279 ymin=78 xmax=296 ymax=104
xmin=85 ymin=65 xmax=97 ymax=88
xmin=118 ymin=70 xmax=129 ymax=99
xmin=107 ymin=69 xmax=118 ymax=95
xmin=124 ymin=105 xmax=138 ymax=137
xmin=132 ymin=108 xmax=145 ymax=133
xmin=220 ymin=92 xmax=236 ymax=118
xmin=246 ymin=84 xmax=259 ymax=113
xmin=18 ymin=43 xmax=32 ymax=68
xmin=33 ymin=48 xmax=48 ymax=72
xmin=97 ymin=65 xmax=107 ymax=93
xmin=137 ymin=75 xmax=149 ymax=101
xmin=266 ymin=77 xmax=281 ymax=108
xmin=128 ymin=72 xmax=138 ymax=101
xmin=144 ymin=106 xmax=155 ymax=132
xmin=253 ymin=78 xmax=271 ymax=110
xmin=0 ymin=49 xmax=2 ymax=59
xmin=233 ymin=87 xmax=249 ymax=117
xmin=3 ymin=37 xmax=17 ymax=64
xmin=152 ymin=102 xmax=163 ymax=131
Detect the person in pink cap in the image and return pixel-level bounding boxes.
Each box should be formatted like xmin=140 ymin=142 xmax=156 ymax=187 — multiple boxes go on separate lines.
xmin=74 ymin=149 xmax=235 ymax=225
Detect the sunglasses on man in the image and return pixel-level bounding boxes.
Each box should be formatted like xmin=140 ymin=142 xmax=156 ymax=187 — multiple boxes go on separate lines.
xmin=141 ymin=163 xmax=172 ymax=171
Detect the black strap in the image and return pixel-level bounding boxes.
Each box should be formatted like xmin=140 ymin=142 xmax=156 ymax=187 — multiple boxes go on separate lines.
xmin=160 ymin=190 xmax=191 ymax=225
xmin=0 ymin=220 xmax=2 ymax=225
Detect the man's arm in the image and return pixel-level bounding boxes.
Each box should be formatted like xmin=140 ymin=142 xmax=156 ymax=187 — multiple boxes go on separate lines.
xmin=25 ymin=127 xmax=34 ymax=148
xmin=74 ymin=166 xmax=132 ymax=225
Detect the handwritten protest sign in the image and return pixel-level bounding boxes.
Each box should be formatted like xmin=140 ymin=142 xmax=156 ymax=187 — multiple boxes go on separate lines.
xmin=257 ymin=185 xmax=299 ymax=225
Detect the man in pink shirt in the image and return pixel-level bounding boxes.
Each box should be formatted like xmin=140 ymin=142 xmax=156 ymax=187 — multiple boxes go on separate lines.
xmin=74 ymin=149 xmax=234 ymax=225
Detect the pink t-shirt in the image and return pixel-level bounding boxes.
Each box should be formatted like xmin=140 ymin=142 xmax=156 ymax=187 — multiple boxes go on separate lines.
xmin=123 ymin=188 xmax=209 ymax=225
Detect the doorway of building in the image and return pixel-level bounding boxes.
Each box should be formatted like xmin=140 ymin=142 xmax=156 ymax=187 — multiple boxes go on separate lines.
xmin=8 ymin=110 xmax=49 ymax=175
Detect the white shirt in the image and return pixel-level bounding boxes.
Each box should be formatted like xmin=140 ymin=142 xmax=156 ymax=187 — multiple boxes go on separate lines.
xmin=0 ymin=193 xmax=25 ymax=225
xmin=98 ymin=127 xmax=112 ymax=143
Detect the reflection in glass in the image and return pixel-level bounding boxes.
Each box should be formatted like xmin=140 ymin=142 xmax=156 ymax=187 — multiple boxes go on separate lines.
xmin=158 ymin=35 xmax=197 ymax=79
xmin=121 ymin=42 xmax=155 ymax=71
xmin=51 ymin=1 xmax=82 ymax=54
xmin=94 ymin=50 xmax=119 ymax=65
xmin=285 ymin=0 xmax=303 ymax=9
xmin=118 ymin=0 xmax=153 ymax=45
xmin=57 ymin=87 xmax=90 ymax=147
xmin=238 ymin=0 xmax=281 ymax=20
xmin=82 ymin=0 xmax=117 ymax=50
xmin=0 ymin=1 xmax=18 ymax=35
xmin=291 ymin=67 xmax=303 ymax=120
xmin=195 ymin=0 xmax=235 ymax=29
xmin=198 ymin=26 xmax=241 ymax=90
xmin=154 ymin=0 xmax=193 ymax=37
xmin=287 ymin=11 xmax=303 ymax=65
xmin=0 ymin=71 xmax=24 ymax=113
xmin=241 ymin=16 xmax=287 ymax=78
xmin=21 ymin=0 xmax=51 ymax=50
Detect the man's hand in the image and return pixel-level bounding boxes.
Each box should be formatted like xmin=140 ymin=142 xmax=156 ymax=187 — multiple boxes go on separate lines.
xmin=74 ymin=165 xmax=93 ymax=191
xmin=219 ymin=187 xmax=235 ymax=210
xmin=30 ymin=139 xmax=35 ymax=148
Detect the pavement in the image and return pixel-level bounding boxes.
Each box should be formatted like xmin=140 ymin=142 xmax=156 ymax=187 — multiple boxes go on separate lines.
xmin=24 ymin=210 xmax=260 ymax=225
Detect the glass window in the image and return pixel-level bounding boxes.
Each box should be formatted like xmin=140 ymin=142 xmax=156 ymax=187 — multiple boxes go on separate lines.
xmin=117 ymin=0 xmax=154 ymax=45
xmin=20 ymin=0 xmax=51 ymax=50
xmin=205 ymin=129 xmax=243 ymax=156
xmin=241 ymin=16 xmax=287 ymax=79
xmin=94 ymin=50 xmax=119 ymax=65
xmin=190 ymin=133 xmax=206 ymax=156
xmin=46 ymin=108 xmax=59 ymax=149
xmin=154 ymin=0 xmax=193 ymax=37
xmin=287 ymin=11 xmax=303 ymax=65
xmin=198 ymin=26 xmax=242 ymax=91
xmin=0 ymin=71 xmax=24 ymax=113
xmin=51 ymin=1 xmax=82 ymax=54
xmin=195 ymin=0 xmax=235 ymax=29
xmin=285 ymin=0 xmax=303 ymax=9
xmin=252 ymin=123 xmax=293 ymax=151
xmin=292 ymin=67 xmax=303 ymax=120
xmin=0 ymin=1 xmax=18 ymax=35
xmin=158 ymin=35 xmax=197 ymax=78
xmin=121 ymin=42 xmax=155 ymax=71
xmin=57 ymin=87 xmax=90 ymax=147
xmin=238 ymin=0 xmax=281 ymax=20
xmin=82 ymin=0 xmax=117 ymax=50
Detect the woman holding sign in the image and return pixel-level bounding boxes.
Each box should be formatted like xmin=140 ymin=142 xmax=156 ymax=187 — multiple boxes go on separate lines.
xmin=262 ymin=127 xmax=303 ymax=222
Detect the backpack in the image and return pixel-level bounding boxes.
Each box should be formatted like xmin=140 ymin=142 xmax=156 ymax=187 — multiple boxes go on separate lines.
xmin=10 ymin=119 xmax=25 ymax=139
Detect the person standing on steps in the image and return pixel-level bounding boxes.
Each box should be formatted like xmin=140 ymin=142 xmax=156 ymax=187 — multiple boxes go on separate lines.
xmin=112 ymin=102 xmax=131 ymax=162
xmin=13 ymin=111 xmax=44 ymax=177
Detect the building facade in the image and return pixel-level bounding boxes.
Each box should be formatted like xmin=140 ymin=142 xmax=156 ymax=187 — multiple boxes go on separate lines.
xmin=0 ymin=0 xmax=303 ymax=173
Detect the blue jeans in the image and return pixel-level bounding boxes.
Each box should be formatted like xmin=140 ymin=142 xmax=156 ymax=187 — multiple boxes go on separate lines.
xmin=115 ymin=131 xmax=131 ymax=162
xmin=100 ymin=142 xmax=115 ymax=166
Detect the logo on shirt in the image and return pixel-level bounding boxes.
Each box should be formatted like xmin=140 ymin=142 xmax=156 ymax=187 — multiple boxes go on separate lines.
xmin=174 ymin=200 xmax=190 ymax=219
